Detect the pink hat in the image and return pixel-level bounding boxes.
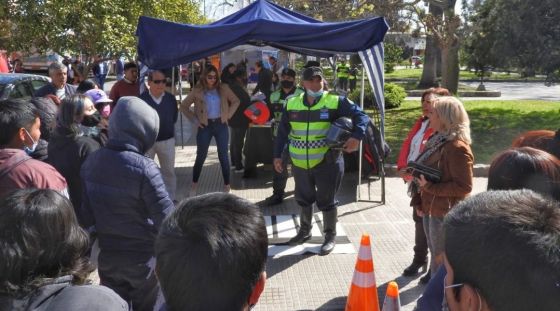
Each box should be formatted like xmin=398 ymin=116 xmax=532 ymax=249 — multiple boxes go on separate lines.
xmin=84 ymin=89 xmax=112 ymax=104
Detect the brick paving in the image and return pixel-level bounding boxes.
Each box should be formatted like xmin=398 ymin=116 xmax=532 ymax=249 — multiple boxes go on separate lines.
xmin=171 ymin=136 xmax=488 ymax=311
xmin=90 ymin=131 xmax=487 ymax=310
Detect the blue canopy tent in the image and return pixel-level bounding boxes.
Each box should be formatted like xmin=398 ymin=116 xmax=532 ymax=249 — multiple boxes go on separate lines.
xmin=136 ymin=0 xmax=389 ymax=202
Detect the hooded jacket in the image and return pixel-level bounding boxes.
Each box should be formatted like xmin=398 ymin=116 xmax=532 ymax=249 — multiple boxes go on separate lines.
xmin=81 ymin=96 xmax=174 ymax=257
xmin=0 ymin=276 xmax=127 ymax=311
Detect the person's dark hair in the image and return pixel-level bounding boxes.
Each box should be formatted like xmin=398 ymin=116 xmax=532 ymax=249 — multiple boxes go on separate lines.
xmin=512 ymin=129 xmax=560 ymax=159
xmin=123 ymin=62 xmax=137 ymax=71
xmin=0 ymin=99 xmax=38 ymax=147
xmin=198 ymin=65 xmax=220 ymax=91
xmin=303 ymin=60 xmax=320 ymax=68
xmin=255 ymin=60 xmax=263 ymax=69
xmin=421 ymin=87 xmax=450 ymax=102
xmin=488 ymin=147 xmax=560 ymax=201
xmin=57 ymin=95 xmax=91 ymax=137
xmin=444 ymin=190 xmax=560 ymax=311
xmin=155 ymin=193 xmax=268 ymax=311
xmin=76 ymin=79 xmax=98 ymax=94
xmin=0 ymin=189 xmax=93 ymax=296
xmin=29 ymin=97 xmax=58 ymax=141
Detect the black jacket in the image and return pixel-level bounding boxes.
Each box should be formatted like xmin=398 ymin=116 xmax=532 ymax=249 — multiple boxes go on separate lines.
xmin=252 ymin=68 xmax=272 ymax=103
xmin=48 ymin=127 xmax=100 ymax=217
xmin=227 ymin=82 xmax=251 ymax=128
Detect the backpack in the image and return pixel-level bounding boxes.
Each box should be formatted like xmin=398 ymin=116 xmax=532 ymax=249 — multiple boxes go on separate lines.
xmin=344 ymin=118 xmax=390 ymax=178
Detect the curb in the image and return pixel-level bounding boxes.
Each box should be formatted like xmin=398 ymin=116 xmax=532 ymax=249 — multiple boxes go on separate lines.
xmin=384 ymin=164 xmax=489 ymax=178
xmin=406 ymin=90 xmax=501 ymax=97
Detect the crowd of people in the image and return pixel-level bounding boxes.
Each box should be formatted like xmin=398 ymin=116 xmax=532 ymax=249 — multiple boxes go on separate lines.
xmin=0 ymin=56 xmax=559 ymax=311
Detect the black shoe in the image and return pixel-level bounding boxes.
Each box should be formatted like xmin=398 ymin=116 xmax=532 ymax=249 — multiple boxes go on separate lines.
xmin=319 ymin=234 xmax=336 ymax=256
xmin=242 ymin=168 xmax=257 ymax=178
xmin=288 ymin=230 xmax=312 ymax=245
xmin=264 ymin=194 xmax=283 ymax=206
xmin=402 ymin=260 xmax=427 ymax=276
xmin=419 ymin=270 xmax=432 ymax=284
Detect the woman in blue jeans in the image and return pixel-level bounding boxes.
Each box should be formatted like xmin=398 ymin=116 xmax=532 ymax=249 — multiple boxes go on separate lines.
xmin=181 ymin=65 xmax=240 ymax=194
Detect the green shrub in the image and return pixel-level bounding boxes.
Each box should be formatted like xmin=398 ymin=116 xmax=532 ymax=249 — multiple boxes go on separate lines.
xmin=348 ymin=82 xmax=406 ymax=110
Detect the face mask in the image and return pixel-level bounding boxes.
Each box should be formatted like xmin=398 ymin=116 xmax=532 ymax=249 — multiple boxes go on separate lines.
xmin=306 ymin=88 xmax=324 ymax=99
xmin=81 ymin=111 xmax=101 ymax=127
xmin=23 ymin=128 xmax=38 ymax=155
xmin=280 ymin=80 xmax=294 ymax=89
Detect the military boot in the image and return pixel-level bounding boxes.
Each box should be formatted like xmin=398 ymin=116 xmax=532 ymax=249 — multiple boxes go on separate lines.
xmin=288 ymin=205 xmax=313 ymax=245
xmin=319 ymin=209 xmax=337 ymax=256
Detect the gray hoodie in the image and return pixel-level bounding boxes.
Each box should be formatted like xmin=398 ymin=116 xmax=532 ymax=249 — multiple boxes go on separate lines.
xmin=0 ymin=276 xmax=127 ymax=311
xmin=109 ymin=96 xmax=160 ymax=154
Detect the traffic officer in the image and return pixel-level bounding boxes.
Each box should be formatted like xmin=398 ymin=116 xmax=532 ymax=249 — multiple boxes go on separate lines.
xmin=273 ymin=66 xmax=369 ymax=255
xmin=264 ymin=68 xmax=305 ymax=206
xmin=336 ymin=59 xmax=350 ymax=91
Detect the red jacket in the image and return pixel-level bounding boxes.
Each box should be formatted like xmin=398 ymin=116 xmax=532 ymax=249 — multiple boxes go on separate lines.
xmin=0 ymin=149 xmax=68 ymax=199
xmin=397 ymin=117 xmax=433 ymax=170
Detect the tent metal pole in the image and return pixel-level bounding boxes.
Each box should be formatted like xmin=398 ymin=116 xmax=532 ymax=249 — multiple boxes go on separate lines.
xmin=178 ymin=65 xmax=184 ymax=148
xmin=357 ymin=65 xmax=365 ymax=202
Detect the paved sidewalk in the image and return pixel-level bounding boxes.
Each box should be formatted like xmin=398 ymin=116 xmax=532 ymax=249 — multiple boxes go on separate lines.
xmin=171 ymin=141 xmax=488 ymax=311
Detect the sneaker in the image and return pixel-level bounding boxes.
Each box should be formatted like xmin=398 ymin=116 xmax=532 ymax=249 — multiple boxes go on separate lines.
xmin=224 ymin=185 xmax=231 ymax=193
xmin=234 ymin=167 xmax=244 ymax=173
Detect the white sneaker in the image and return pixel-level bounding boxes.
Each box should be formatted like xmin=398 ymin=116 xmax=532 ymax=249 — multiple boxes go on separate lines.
xmin=224 ymin=185 xmax=231 ymax=193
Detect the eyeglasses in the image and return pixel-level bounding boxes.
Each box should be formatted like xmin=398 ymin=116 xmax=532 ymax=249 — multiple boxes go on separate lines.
xmin=206 ymin=75 xmax=217 ymax=80
xmin=151 ymin=79 xmax=166 ymax=84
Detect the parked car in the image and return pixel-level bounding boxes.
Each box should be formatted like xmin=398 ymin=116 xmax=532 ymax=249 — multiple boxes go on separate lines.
xmin=0 ymin=73 xmax=51 ymax=100
xmin=23 ymin=53 xmax=64 ymax=72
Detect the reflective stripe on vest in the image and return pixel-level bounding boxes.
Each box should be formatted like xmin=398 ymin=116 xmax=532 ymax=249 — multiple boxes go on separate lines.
xmin=271 ymin=88 xmax=304 ymax=136
xmin=337 ymin=64 xmax=349 ymax=78
xmin=287 ymin=92 xmax=339 ymax=169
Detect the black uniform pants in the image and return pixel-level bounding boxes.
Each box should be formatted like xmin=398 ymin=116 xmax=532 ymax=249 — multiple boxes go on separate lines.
xmin=230 ymin=126 xmax=247 ymax=170
xmin=291 ymin=151 xmax=344 ymax=211
xmin=272 ymin=147 xmax=289 ymax=195
xmin=98 ymin=251 xmax=159 ymax=311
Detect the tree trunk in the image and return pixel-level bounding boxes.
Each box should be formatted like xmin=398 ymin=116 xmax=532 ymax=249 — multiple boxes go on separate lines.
xmin=441 ymin=45 xmax=459 ymax=94
xmin=418 ymin=35 xmax=438 ymax=89
xmin=418 ymin=4 xmax=444 ymax=89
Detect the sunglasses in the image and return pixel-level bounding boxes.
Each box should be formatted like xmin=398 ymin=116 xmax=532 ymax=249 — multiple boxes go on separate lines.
xmin=206 ymin=75 xmax=217 ymax=80
xmin=151 ymin=79 xmax=167 ymax=84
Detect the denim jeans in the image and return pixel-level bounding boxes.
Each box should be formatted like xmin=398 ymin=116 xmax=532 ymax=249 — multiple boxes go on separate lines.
xmin=193 ymin=120 xmax=230 ymax=185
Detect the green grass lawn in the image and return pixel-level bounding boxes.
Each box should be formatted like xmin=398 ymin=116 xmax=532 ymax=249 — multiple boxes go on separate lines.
xmin=385 ymin=68 xmax=540 ymax=81
xmin=381 ymin=100 xmax=560 ymax=164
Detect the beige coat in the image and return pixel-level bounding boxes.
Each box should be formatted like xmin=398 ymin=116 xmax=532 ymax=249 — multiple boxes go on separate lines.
xmin=180 ymin=84 xmax=240 ymax=126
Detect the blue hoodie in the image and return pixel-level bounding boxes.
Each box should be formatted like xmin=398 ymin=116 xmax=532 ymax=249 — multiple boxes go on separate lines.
xmin=81 ymin=96 xmax=174 ymax=257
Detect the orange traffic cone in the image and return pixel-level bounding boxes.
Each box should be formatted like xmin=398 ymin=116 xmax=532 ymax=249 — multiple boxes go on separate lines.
xmin=345 ymin=234 xmax=380 ymax=311
xmin=381 ymin=281 xmax=401 ymax=311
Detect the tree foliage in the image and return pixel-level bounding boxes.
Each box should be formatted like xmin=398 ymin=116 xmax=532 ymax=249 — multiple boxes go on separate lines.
xmin=463 ymin=0 xmax=560 ymax=76
xmin=3 ymin=0 xmax=205 ymax=59
xmin=272 ymin=0 xmax=421 ymax=32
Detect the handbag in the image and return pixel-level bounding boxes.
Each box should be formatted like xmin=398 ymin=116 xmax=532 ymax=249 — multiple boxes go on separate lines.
xmin=406 ymin=161 xmax=442 ymax=183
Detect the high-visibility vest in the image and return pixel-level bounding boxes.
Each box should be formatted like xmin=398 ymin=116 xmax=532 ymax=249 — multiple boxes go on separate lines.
xmin=270 ymin=87 xmax=304 ymax=136
xmin=337 ymin=63 xmax=349 ymax=78
xmin=348 ymin=68 xmax=357 ymax=80
xmin=286 ymin=92 xmax=339 ymax=169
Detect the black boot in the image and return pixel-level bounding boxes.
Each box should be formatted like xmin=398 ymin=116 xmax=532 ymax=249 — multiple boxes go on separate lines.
xmin=288 ymin=205 xmax=313 ymax=245
xmin=264 ymin=193 xmax=283 ymax=206
xmin=402 ymin=260 xmax=427 ymax=276
xmin=419 ymin=269 xmax=432 ymax=284
xmin=319 ymin=209 xmax=337 ymax=256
